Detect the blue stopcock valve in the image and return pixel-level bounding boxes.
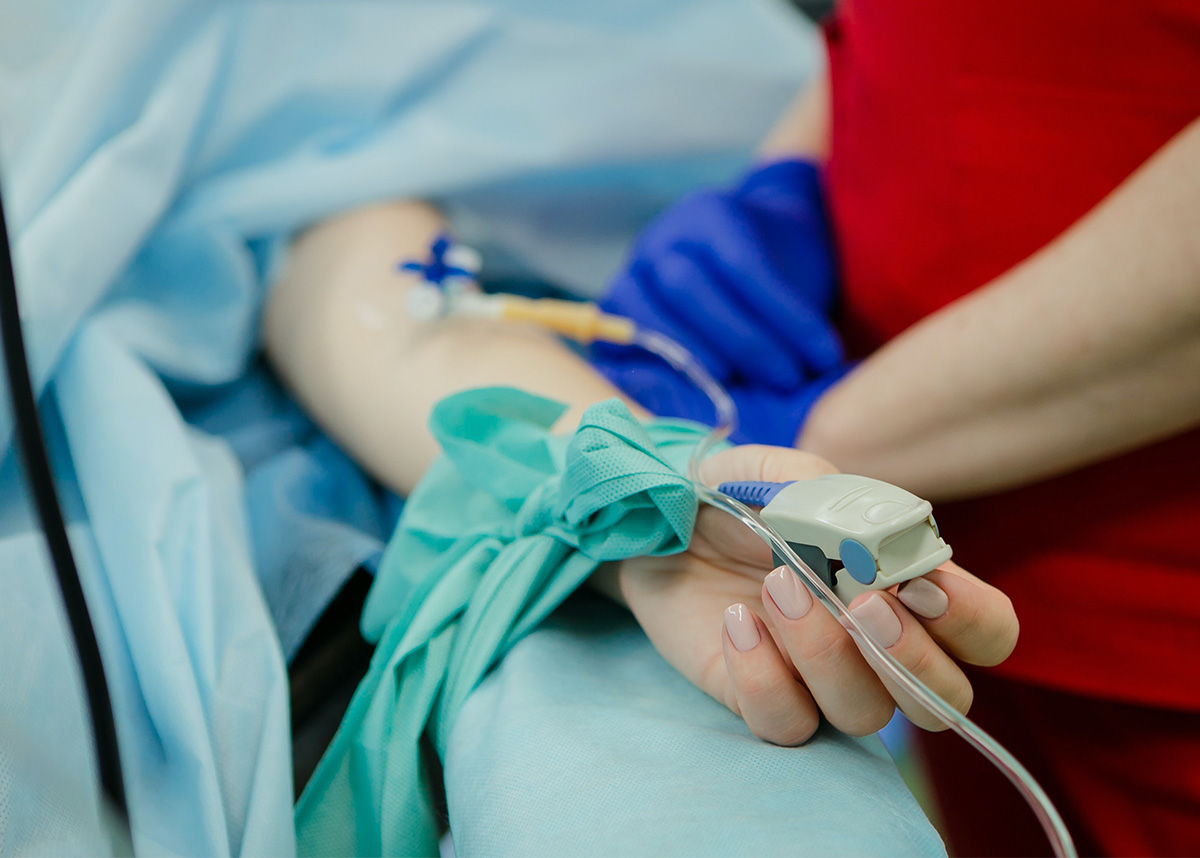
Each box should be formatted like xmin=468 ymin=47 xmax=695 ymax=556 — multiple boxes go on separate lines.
xmin=398 ymin=233 xmax=479 ymax=288
xmin=718 ymin=475 xmax=952 ymax=603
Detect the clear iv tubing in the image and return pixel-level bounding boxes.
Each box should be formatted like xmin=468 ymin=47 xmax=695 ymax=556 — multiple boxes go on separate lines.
xmin=633 ymin=328 xmax=1077 ymax=858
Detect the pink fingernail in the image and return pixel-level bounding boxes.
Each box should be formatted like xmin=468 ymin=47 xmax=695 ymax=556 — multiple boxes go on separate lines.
xmin=897 ymin=577 xmax=949 ymax=619
xmin=850 ymin=594 xmax=902 ymax=648
xmin=724 ymin=604 xmax=760 ymax=652
xmin=765 ymin=566 xmax=813 ymax=620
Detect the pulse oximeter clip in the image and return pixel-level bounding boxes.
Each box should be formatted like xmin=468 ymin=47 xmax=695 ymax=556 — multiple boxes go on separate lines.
xmin=718 ymin=475 xmax=952 ymax=603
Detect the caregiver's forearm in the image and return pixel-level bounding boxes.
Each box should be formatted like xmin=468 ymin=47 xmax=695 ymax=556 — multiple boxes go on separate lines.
xmin=262 ymin=202 xmax=635 ymax=495
xmin=800 ymin=117 xmax=1200 ymax=502
xmin=758 ymin=68 xmax=830 ymax=163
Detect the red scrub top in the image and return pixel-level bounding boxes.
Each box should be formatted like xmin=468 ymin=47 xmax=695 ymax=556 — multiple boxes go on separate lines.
xmin=824 ymin=0 xmax=1200 ymax=709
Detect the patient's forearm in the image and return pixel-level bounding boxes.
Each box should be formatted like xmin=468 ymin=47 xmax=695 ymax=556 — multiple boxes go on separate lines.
xmin=262 ymin=202 xmax=633 ymax=495
xmin=800 ymin=118 xmax=1200 ymax=501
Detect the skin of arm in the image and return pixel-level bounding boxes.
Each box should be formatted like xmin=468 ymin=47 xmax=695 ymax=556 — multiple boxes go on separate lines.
xmin=754 ymin=62 xmax=1200 ymax=502
xmin=261 ymin=65 xmax=829 ymax=500
xmin=758 ymin=67 xmax=830 ymax=163
xmin=799 ymin=116 xmax=1200 ymax=501
xmin=262 ymin=201 xmax=637 ymax=496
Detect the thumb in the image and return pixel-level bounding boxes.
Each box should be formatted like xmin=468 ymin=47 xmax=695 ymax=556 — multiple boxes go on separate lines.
xmin=692 ymin=446 xmax=840 ymax=570
xmin=696 ymin=444 xmax=839 ymax=490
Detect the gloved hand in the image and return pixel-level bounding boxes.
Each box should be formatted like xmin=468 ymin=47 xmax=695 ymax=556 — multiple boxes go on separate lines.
xmin=596 ymin=158 xmax=844 ymax=392
xmin=594 ymin=354 xmax=850 ymax=448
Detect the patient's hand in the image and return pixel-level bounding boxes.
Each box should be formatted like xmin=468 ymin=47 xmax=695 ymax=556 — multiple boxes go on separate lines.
xmin=596 ymin=445 xmax=1019 ymax=744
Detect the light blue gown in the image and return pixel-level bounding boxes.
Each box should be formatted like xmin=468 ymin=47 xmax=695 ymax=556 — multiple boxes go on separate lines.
xmin=0 ymin=3 xmax=940 ymax=856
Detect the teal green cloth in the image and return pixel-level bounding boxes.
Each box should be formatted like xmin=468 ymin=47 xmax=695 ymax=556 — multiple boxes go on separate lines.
xmin=295 ymin=387 xmax=714 ymax=856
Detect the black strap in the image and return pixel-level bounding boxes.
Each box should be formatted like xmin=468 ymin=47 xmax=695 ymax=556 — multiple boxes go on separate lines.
xmin=0 ymin=181 xmax=133 ymax=853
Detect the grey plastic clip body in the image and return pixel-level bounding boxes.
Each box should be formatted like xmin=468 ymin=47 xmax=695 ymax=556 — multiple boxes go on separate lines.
xmin=760 ymin=474 xmax=952 ymax=603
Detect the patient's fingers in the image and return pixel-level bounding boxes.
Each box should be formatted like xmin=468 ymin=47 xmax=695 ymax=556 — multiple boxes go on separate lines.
xmin=759 ymin=567 xmax=895 ymax=736
xmin=895 ymin=560 xmax=1019 ymax=667
xmin=846 ymin=590 xmax=974 ymax=731
xmin=721 ymin=604 xmax=821 ymax=745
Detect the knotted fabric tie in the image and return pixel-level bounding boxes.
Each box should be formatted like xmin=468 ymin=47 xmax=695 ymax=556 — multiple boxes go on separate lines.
xmin=296 ymin=387 xmax=717 ymax=857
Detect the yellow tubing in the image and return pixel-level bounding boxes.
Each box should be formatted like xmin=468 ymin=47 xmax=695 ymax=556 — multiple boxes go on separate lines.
xmin=498 ymin=296 xmax=637 ymax=345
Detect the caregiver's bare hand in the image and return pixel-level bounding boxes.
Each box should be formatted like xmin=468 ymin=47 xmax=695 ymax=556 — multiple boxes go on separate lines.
xmin=599 ymin=445 xmax=1019 ymax=745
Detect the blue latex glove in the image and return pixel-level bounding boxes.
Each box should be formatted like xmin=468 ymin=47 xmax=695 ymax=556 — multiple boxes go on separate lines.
xmin=594 ymin=354 xmax=850 ymax=448
xmin=597 ymin=158 xmax=844 ymax=391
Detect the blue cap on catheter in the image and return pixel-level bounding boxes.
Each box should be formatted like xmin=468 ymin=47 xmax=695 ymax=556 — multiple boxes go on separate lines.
xmin=398 ymin=233 xmax=481 ymax=288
